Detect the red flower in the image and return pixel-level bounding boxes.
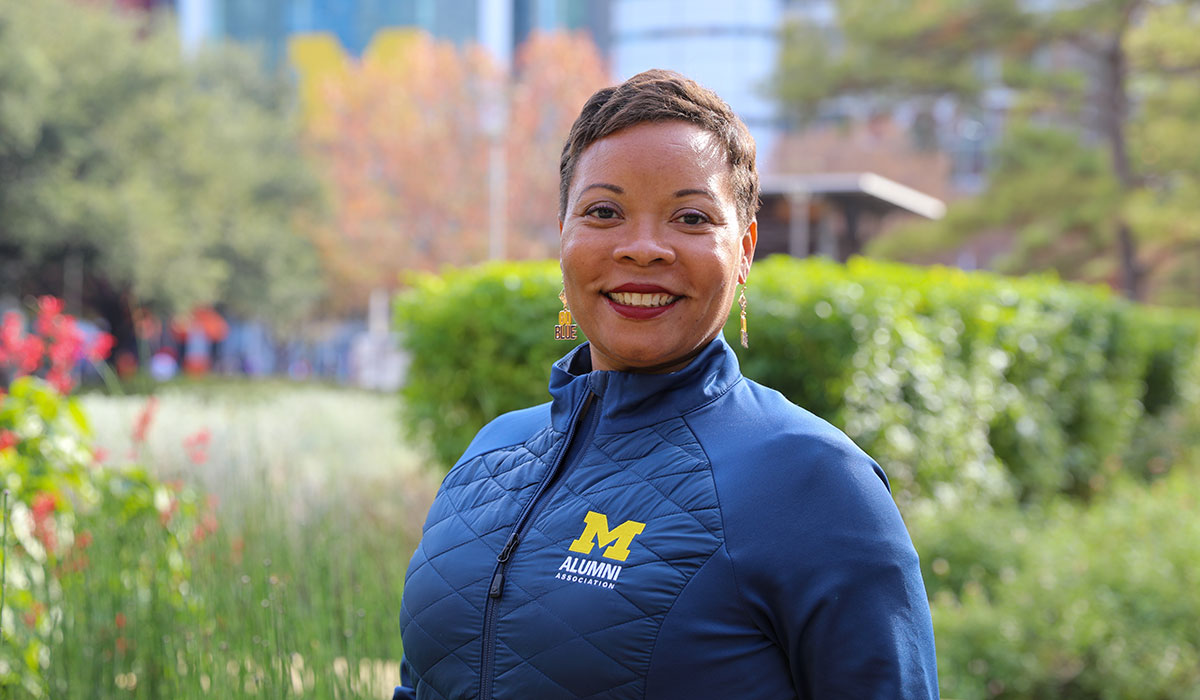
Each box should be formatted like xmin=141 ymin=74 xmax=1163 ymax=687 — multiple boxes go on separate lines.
xmin=1 ymin=311 xmax=23 ymax=352
xmin=47 ymin=368 xmax=73 ymax=394
xmin=115 ymin=612 xmax=127 ymax=629
xmin=17 ymin=335 xmax=43 ymax=374
xmin=182 ymin=428 xmax=211 ymax=449
xmin=0 ymin=429 xmax=17 ymax=452
xmin=183 ymin=428 xmax=212 ymax=465
xmin=31 ymin=491 xmax=56 ymax=521
xmin=87 ymin=332 xmax=115 ymax=363
xmin=30 ymin=491 xmax=58 ymax=554
xmin=131 ymin=396 xmax=159 ymax=444
xmin=38 ymin=295 xmax=64 ymax=318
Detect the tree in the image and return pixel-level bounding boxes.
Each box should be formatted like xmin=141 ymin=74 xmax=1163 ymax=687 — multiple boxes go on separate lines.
xmin=776 ymin=0 xmax=1200 ymax=304
xmin=297 ymin=30 xmax=609 ymax=312
xmin=506 ymin=32 xmax=614 ymax=254
xmin=0 ymin=0 xmax=326 ymax=357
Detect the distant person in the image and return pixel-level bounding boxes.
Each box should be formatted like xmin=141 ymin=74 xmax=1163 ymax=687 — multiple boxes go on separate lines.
xmin=393 ymin=70 xmax=938 ymax=699
xmin=149 ymin=348 xmax=178 ymax=383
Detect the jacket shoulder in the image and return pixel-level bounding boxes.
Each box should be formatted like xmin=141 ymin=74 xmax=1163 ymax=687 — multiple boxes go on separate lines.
xmin=703 ymin=378 xmax=889 ymax=491
xmin=454 ymin=401 xmax=552 ymax=467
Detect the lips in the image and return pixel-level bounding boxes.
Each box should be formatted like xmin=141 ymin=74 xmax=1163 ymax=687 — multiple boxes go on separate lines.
xmin=603 ymin=283 xmax=682 ymax=319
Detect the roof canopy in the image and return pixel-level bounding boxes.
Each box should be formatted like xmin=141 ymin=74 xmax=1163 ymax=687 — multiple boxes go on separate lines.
xmin=761 ymin=172 xmax=947 ymax=220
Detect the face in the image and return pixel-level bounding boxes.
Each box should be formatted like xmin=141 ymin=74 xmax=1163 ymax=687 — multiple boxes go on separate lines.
xmin=559 ymin=120 xmax=756 ymax=374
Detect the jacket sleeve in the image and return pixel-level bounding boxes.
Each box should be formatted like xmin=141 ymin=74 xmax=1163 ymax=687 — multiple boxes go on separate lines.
xmin=391 ymin=657 xmax=416 ymax=700
xmin=723 ymin=438 xmax=940 ymax=699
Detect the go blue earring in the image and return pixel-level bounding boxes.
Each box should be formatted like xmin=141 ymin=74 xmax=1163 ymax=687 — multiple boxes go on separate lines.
xmin=555 ymin=287 xmax=578 ymax=341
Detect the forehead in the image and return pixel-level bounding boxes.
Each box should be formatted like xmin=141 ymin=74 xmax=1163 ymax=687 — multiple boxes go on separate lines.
xmin=572 ymin=121 xmax=732 ymax=195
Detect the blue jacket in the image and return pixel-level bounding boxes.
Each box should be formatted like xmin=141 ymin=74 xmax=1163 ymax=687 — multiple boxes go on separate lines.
xmin=395 ymin=338 xmax=938 ymax=699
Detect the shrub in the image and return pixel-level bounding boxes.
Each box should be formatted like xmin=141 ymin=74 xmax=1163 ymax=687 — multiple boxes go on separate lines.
xmin=736 ymin=256 xmax=1200 ymax=506
xmin=394 ymin=257 xmax=1200 ymax=508
xmin=395 ymin=261 xmax=582 ymax=466
xmin=913 ymin=470 xmax=1200 ymax=699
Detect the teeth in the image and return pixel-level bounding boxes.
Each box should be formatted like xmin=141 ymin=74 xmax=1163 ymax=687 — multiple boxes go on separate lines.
xmin=607 ymin=292 xmax=679 ymax=307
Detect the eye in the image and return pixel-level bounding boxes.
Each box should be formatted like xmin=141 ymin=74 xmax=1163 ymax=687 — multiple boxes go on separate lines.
xmin=585 ymin=205 xmax=620 ymax=220
xmin=674 ymin=210 xmax=710 ymax=226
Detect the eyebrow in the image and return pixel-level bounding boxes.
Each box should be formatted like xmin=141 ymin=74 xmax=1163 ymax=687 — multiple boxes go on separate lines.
xmin=673 ymin=188 xmax=716 ymax=201
xmin=580 ymin=183 xmax=624 ymax=195
xmin=579 ymin=184 xmax=716 ymax=201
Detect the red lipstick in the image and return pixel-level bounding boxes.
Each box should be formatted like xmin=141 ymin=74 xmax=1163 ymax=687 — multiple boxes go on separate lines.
xmin=603 ymin=283 xmax=681 ymax=320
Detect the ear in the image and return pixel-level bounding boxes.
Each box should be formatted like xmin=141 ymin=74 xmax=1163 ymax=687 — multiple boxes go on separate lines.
xmin=558 ymin=220 xmax=565 ymax=275
xmin=738 ymin=220 xmax=758 ymax=284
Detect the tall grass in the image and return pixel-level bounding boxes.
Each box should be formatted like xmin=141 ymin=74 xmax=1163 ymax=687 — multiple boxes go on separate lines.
xmin=47 ymin=383 xmax=440 ymax=698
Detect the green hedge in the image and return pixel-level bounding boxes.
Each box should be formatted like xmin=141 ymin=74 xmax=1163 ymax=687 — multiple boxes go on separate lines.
xmin=395 ymin=257 xmax=1200 ymax=506
xmin=913 ymin=469 xmax=1200 ymax=699
xmin=395 ymin=262 xmax=583 ymax=467
xmin=741 ymin=256 xmax=1200 ymax=506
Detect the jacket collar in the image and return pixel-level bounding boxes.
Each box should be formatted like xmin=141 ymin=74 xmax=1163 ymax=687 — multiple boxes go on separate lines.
xmin=548 ymin=337 xmax=743 ymax=434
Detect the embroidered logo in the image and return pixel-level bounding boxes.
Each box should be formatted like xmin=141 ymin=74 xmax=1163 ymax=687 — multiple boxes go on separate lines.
xmin=568 ymin=510 xmax=646 ymax=562
xmin=554 ymin=510 xmax=646 ymax=591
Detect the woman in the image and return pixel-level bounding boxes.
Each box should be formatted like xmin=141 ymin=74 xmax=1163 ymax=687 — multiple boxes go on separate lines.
xmin=394 ymin=70 xmax=938 ymax=699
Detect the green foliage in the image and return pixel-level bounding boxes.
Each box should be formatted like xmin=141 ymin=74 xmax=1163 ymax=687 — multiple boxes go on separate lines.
xmin=395 ymin=261 xmax=583 ymax=466
xmin=776 ymin=0 xmax=1200 ymax=304
xmin=914 ymin=470 xmax=1200 ymax=699
xmin=736 ymin=256 xmax=1199 ymax=506
xmin=396 ymin=258 xmax=1200 ymax=511
xmin=0 ymin=377 xmax=204 ymax=697
xmin=0 ymin=0 xmax=325 ymax=324
xmin=870 ymin=125 xmax=1122 ymax=278
xmin=774 ymin=0 xmax=1023 ymax=119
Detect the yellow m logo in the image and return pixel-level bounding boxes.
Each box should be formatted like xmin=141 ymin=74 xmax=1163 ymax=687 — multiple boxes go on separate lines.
xmin=568 ymin=511 xmax=646 ymax=562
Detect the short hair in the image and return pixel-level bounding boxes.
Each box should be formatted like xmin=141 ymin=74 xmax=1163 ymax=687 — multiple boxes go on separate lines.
xmin=559 ymin=69 xmax=760 ymax=228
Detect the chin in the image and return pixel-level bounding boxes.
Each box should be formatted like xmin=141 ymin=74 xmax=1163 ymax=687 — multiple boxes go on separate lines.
xmin=597 ymin=341 xmax=699 ymax=374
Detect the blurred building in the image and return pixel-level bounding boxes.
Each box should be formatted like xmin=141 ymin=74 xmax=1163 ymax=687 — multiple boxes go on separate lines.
xmin=175 ymin=0 xmax=611 ymax=68
xmin=610 ymin=0 xmax=786 ymax=170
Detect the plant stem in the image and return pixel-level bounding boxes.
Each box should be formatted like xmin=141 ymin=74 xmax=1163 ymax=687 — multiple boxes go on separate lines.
xmin=1 ymin=489 xmax=10 ymax=627
xmin=91 ymin=358 xmax=125 ymax=396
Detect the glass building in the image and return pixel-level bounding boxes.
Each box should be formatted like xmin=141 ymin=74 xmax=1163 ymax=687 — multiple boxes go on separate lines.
xmin=177 ymin=0 xmax=610 ymax=67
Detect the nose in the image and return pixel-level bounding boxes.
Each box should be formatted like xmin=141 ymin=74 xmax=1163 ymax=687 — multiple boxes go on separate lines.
xmin=612 ymin=217 xmax=676 ymax=266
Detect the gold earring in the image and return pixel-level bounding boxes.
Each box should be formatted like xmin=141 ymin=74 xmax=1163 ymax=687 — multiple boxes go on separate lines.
xmin=739 ymin=284 xmax=749 ymax=349
xmin=555 ymin=287 xmax=578 ymax=341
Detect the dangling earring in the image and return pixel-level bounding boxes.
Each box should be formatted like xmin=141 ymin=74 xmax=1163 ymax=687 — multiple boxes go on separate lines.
xmin=555 ymin=287 xmax=578 ymax=341
xmin=738 ymin=284 xmax=749 ymax=349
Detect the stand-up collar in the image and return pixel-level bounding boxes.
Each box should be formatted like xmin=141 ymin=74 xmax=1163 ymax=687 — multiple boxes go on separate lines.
xmin=548 ymin=337 xmax=743 ymax=434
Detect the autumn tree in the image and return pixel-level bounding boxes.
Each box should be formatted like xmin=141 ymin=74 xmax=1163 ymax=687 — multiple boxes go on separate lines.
xmin=776 ymin=0 xmax=1200 ymax=304
xmin=298 ymin=30 xmax=609 ymax=312
xmin=0 ymin=0 xmax=325 ymax=355
xmin=506 ymin=32 xmax=613 ymax=254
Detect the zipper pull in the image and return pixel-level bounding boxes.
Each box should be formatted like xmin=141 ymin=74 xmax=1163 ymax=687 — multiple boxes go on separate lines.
xmin=489 ymin=532 xmax=520 ymax=599
xmin=497 ymin=532 xmax=520 ymax=563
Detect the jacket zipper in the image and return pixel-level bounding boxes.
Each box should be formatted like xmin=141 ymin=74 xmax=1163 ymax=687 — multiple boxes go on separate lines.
xmin=477 ymin=391 xmax=598 ymax=700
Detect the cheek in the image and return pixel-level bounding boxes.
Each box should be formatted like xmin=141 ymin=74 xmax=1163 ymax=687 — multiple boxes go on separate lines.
xmin=560 ymin=232 xmax=601 ymax=277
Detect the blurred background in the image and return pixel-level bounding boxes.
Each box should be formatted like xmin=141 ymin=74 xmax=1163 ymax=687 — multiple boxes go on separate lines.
xmin=3 ymin=1 xmax=1200 ymax=698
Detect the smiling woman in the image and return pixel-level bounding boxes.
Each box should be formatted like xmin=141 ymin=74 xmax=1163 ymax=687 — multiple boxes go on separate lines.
xmin=393 ymin=70 xmax=939 ymax=700
xmin=560 ymin=120 xmax=754 ymax=373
